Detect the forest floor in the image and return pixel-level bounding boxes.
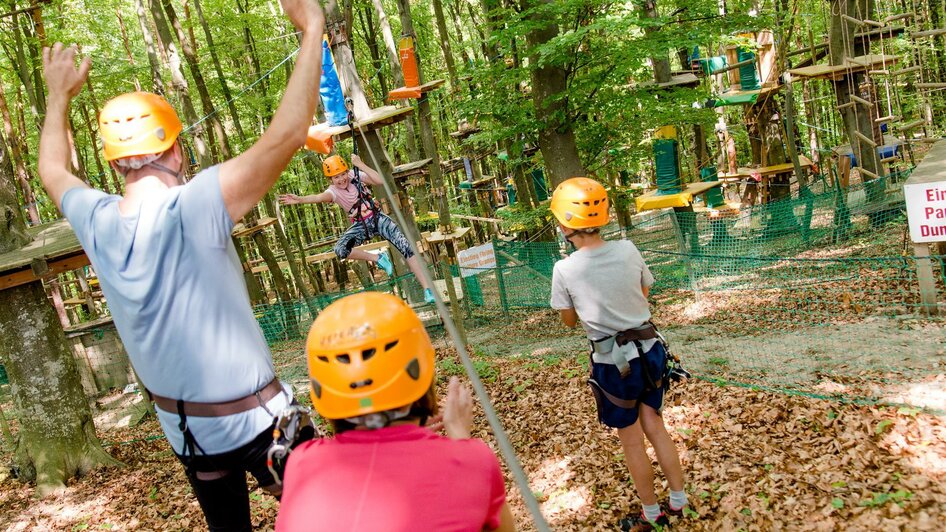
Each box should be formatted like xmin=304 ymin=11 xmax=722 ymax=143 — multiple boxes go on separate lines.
xmin=1 ymin=311 xmax=944 ymax=531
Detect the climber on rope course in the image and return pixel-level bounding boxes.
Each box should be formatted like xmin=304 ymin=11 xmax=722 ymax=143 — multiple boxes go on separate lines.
xmin=279 ymin=148 xmax=436 ymax=304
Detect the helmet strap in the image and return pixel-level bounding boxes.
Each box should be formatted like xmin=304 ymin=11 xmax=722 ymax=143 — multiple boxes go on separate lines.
xmin=344 ymin=405 xmax=412 ymax=429
xmin=146 ymin=160 xmax=185 ymax=184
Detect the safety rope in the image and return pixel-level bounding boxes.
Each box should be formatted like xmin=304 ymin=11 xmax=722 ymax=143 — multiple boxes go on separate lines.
xmin=347 ymin=115 xmax=552 ymax=532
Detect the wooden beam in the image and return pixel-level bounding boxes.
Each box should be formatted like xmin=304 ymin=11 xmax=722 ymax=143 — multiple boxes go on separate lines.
xmin=849 ymin=94 xmax=872 ymax=107
xmin=884 ymin=13 xmax=914 ymax=23
xmin=910 ymin=28 xmax=946 ymax=39
xmin=0 ymin=0 xmax=51 ymax=20
xmin=917 ymin=82 xmax=946 ymax=90
xmin=841 ymin=14 xmax=865 ymax=26
xmin=450 ymin=214 xmax=503 ymax=223
xmin=854 ymin=131 xmax=878 ymax=147
xmin=0 ymin=253 xmax=91 ymax=291
xmin=898 ymin=119 xmax=927 ymax=130
xmin=708 ymin=58 xmax=756 ymax=76
xmin=891 ymin=65 xmax=921 ymax=76
xmin=854 ymin=166 xmax=880 ymax=180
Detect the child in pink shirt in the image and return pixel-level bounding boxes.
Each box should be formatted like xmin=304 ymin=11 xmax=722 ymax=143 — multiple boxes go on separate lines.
xmin=275 ymin=292 xmax=515 ymax=531
xmin=279 ymin=154 xmax=435 ymax=303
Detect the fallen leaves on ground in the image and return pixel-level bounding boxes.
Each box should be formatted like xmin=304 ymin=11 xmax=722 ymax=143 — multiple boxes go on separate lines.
xmin=1 ymin=339 xmax=944 ymax=531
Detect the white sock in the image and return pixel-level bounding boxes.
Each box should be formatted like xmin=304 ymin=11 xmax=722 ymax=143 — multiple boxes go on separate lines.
xmin=670 ymin=489 xmax=688 ymax=510
xmin=642 ymin=503 xmax=662 ymax=522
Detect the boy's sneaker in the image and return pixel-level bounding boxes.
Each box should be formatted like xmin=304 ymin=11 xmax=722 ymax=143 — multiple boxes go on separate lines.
xmin=665 ymin=504 xmax=686 ymax=518
xmin=619 ymin=513 xmax=670 ymax=532
xmin=376 ymin=251 xmax=394 ymax=276
xmin=424 ymin=288 xmax=436 ymax=304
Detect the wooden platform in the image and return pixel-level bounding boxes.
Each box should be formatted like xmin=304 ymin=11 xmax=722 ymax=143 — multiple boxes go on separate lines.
xmin=788 ymin=54 xmax=900 ymax=81
xmin=441 ymin=151 xmax=491 ymax=174
xmin=249 ymin=240 xmax=393 ymax=274
xmin=308 ymin=106 xmax=414 ymax=141
xmin=232 ymin=217 xmax=277 ymax=238
xmin=719 ymin=155 xmax=814 ymax=180
xmin=393 ymin=158 xmax=433 ymax=180
xmin=712 ymin=84 xmax=780 ymax=106
xmin=449 ymin=126 xmax=481 ymax=139
xmin=0 ymin=219 xmax=90 ymax=291
xmin=422 ymin=226 xmax=472 ymax=244
xmin=635 ymin=181 xmax=724 ymax=212
xmin=387 ymin=79 xmax=446 ymax=101
xmin=639 ymin=73 xmax=701 ymax=89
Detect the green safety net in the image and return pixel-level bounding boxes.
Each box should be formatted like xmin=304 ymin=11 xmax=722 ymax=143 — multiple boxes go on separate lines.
xmin=255 ymin=170 xmax=945 ymax=410
xmin=700 ymin=166 xmax=725 ymax=208
xmin=654 ymin=139 xmax=682 ymax=194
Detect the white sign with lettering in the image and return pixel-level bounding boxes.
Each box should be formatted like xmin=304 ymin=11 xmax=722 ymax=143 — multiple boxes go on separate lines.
xmin=905 ymin=182 xmax=946 ymax=243
xmin=457 ymin=243 xmax=497 ymax=277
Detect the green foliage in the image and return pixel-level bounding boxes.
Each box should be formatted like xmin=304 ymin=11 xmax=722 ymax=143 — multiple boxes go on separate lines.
xmin=496 ymin=203 xmax=551 ymax=233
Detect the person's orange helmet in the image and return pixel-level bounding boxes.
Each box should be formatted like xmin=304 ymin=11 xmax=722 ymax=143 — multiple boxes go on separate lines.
xmin=98 ymin=92 xmax=183 ymax=161
xmin=322 ymin=155 xmax=349 ymax=177
xmin=550 ymin=177 xmax=610 ymax=229
xmin=305 ymin=292 xmax=435 ymax=419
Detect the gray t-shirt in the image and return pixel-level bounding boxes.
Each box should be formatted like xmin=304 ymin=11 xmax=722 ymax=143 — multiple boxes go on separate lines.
xmin=550 ymin=240 xmax=655 ymax=346
xmin=62 ymin=166 xmax=289 ymax=454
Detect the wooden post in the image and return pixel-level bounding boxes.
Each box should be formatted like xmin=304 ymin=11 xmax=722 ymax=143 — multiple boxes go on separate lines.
xmin=781 ymin=73 xmax=807 ymax=189
xmin=438 ymin=252 xmax=467 ymax=345
xmin=914 ymin=243 xmax=940 ymax=316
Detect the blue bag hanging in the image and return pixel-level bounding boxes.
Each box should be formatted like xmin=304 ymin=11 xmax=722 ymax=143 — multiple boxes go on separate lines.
xmin=320 ymin=37 xmax=348 ymax=126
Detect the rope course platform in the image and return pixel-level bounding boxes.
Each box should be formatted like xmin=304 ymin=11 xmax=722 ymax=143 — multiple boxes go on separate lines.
xmin=232 ymin=217 xmax=277 ymax=238
xmin=635 ymin=181 xmax=724 ymax=212
xmin=392 ymin=158 xmax=433 ymax=185
xmin=638 ymin=72 xmax=701 ymax=89
xmin=308 ymin=105 xmax=414 ymax=141
xmin=787 ymin=54 xmax=900 ymax=81
xmin=0 ymin=220 xmax=89 ymax=291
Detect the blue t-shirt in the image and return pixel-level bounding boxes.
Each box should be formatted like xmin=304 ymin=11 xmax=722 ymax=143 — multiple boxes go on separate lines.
xmin=62 ymin=166 xmax=290 ymax=454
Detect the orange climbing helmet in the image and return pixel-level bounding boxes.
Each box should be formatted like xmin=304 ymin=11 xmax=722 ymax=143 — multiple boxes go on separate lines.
xmin=322 ymin=154 xmax=349 ymax=177
xmin=305 ymin=292 xmax=436 ymax=420
xmin=550 ymin=177 xmax=610 ymax=229
xmin=98 ymin=92 xmax=183 ymax=161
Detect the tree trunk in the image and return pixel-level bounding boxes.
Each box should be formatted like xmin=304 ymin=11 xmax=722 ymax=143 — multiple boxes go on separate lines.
xmin=191 ymin=0 xmax=246 ymax=140
xmin=523 ymin=0 xmax=586 ymax=188
xmin=829 ymin=0 xmax=884 ymax=182
xmin=371 ymin=0 xmax=421 ymax=161
xmin=0 ymin=141 xmax=119 ymax=495
xmin=149 ymin=0 xmax=214 ymax=168
xmin=162 ymin=0 xmax=231 ymax=160
xmin=447 ymin=0 xmax=474 ymax=67
xmin=360 ymin=7 xmax=389 ymax=101
xmin=0 ymin=84 xmax=39 ymax=224
xmin=432 ymin=0 xmax=459 ymax=88
xmin=116 ymin=9 xmax=143 ymax=92
xmin=134 ymin=0 xmax=167 ymax=94
xmin=9 ymin=12 xmax=44 ymax=130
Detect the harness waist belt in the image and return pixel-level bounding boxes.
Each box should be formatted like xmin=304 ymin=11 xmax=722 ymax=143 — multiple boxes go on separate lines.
xmin=615 ymin=324 xmax=658 ymax=345
xmin=150 ymin=378 xmax=283 ymax=418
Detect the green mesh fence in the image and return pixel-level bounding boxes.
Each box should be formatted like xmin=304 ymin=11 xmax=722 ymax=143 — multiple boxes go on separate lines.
xmin=258 ymin=176 xmax=944 ymax=409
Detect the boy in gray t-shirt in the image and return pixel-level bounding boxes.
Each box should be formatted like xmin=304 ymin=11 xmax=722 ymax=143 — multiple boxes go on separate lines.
xmin=548 ymin=178 xmax=688 ymax=532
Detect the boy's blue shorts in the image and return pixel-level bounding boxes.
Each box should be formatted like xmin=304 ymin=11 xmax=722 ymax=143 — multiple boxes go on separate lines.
xmin=588 ymin=341 xmax=667 ymax=429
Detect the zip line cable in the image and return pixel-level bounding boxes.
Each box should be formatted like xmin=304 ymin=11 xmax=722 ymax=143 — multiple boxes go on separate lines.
xmin=347 ymin=107 xmax=552 ymax=532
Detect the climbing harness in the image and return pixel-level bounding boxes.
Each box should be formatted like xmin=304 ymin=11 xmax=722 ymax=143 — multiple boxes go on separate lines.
xmin=588 ymin=322 xmax=691 ymax=409
xmin=344 ymin=98 xmax=381 ymax=235
xmin=267 ymin=405 xmax=319 ymax=485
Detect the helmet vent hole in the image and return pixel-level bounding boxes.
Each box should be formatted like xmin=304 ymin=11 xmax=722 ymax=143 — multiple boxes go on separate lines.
xmin=335 ymin=354 xmax=351 ymax=364
xmin=361 ymin=348 xmax=376 ymax=361
xmin=384 ymin=340 xmax=399 ymax=351
xmin=317 ymin=356 xmax=329 ymax=363
xmin=349 ymin=379 xmax=373 ymax=389
xmin=583 ymin=201 xmax=590 ymax=206
xmin=406 ymin=358 xmax=421 ymax=380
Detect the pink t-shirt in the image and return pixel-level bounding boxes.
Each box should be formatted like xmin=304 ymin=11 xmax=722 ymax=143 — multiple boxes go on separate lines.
xmin=276 ymin=425 xmax=507 ymax=532
xmin=325 ymin=173 xmax=373 ymax=221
